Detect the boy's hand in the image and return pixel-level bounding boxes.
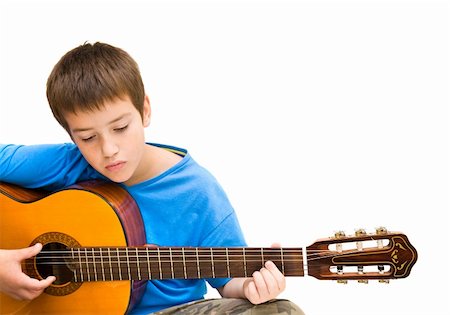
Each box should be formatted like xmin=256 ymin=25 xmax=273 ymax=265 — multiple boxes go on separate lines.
xmin=243 ymin=260 xmax=286 ymax=304
xmin=218 ymin=243 xmax=286 ymax=304
xmin=0 ymin=243 xmax=56 ymax=300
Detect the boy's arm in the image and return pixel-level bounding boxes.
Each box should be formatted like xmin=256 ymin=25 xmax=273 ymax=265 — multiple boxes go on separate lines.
xmin=218 ymin=260 xmax=286 ymax=304
xmin=0 ymin=143 xmax=97 ymax=189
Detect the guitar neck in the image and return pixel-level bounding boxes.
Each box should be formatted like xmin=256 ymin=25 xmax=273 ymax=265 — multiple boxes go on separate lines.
xmin=47 ymin=246 xmax=305 ymax=282
xmin=30 ymin=232 xmax=417 ymax=283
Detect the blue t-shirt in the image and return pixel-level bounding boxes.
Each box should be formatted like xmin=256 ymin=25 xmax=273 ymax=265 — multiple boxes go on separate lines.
xmin=0 ymin=143 xmax=247 ymax=314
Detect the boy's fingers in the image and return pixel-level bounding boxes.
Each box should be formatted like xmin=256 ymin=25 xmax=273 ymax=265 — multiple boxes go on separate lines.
xmin=23 ymin=276 xmax=56 ymax=297
xmin=19 ymin=243 xmax=42 ymax=260
xmin=260 ymin=267 xmax=278 ymax=296
xmin=39 ymin=276 xmax=56 ymax=288
xmin=265 ymin=261 xmax=286 ymax=291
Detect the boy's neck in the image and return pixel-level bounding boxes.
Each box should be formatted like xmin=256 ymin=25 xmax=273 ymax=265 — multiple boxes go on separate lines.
xmin=125 ymin=144 xmax=183 ymax=186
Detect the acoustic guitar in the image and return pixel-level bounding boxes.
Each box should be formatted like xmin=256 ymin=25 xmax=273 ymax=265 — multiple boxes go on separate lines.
xmin=0 ymin=180 xmax=418 ymax=314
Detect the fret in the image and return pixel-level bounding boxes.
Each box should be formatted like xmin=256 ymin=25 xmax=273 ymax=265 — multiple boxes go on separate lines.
xmin=225 ymin=248 xmax=230 ymax=278
xmin=243 ymin=248 xmax=263 ymax=277
xmin=261 ymin=248 xmax=264 ymax=267
xmin=169 ymin=248 xmax=175 ymax=279
xmin=282 ymin=248 xmax=304 ymax=277
xmin=108 ymin=248 xmax=113 ymax=281
xmin=182 ymin=247 xmax=187 ymax=279
xmin=92 ymin=248 xmax=98 ymax=281
xmin=266 ymin=248 xmax=284 ymax=276
xmin=136 ymin=248 xmax=141 ymax=280
xmin=201 ymin=249 xmax=213 ymax=278
xmin=146 ymin=248 xmax=151 ymax=280
xmin=243 ymin=248 xmax=247 ymax=277
xmin=71 ymin=248 xmax=78 ymax=282
xmin=196 ymin=248 xmax=201 ymax=278
xmin=227 ymin=247 xmax=246 ymax=277
xmin=125 ymin=248 xmax=131 ymax=280
xmin=78 ymin=248 xmax=84 ymax=282
xmin=116 ymin=248 xmax=122 ymax=280
xmin=210 ymin=248 xmax=228 ymax=278
xmin=148 ymin=247 xmax=162 ymax=280
xmin=84 ymin=248 xmax=91 ymax=282
xmin=210 ymin=248 xmax=215 ymax=278
xmin=157 ymin=247 xmax=162 ymax=279
xmin=171 ymin=248 xmax=185 ymax=279
xmin=100 ymin=248 xmax=105 ymax=281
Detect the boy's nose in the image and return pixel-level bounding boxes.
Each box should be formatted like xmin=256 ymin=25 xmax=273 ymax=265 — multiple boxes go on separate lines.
xmin=101 ymin=139 xmax=119 ymax=157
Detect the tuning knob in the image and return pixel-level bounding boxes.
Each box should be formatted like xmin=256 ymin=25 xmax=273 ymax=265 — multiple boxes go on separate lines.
xmin=337 ymin=279 xmax=348 ymax=284
xmin=376 ymin=226 xmax=387 ymax=235
xmin=378 ymin=279 xmax=390 ymax=284
xmin=334 ymin=230 xmax=346 ymax=238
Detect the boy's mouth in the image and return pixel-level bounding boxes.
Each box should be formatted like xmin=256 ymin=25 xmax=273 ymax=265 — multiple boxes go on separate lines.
xmin=106 ymin=161 xmax=126 ymax=172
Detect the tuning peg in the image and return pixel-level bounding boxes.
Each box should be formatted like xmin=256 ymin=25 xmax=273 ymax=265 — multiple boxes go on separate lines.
xmin=355 ymin=228 xmax=367 ymax=236
xmin=337 ymin=279 xmax=348 ymax=284
xmin=334 ymin=230 xmax=346 ymax=238
xmin=378 ymin=279 xmax=390 ymax=284
xmin=376 ymin=226 xmax=387 ymax=235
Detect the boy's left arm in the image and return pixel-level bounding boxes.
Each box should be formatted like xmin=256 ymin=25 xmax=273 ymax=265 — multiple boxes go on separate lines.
xmin=218 ymin=260 xmax=286 ymax=304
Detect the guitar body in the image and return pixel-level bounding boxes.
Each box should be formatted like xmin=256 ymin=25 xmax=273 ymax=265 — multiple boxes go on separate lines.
xmin=0 ymin=181 xmax=146 ymax=315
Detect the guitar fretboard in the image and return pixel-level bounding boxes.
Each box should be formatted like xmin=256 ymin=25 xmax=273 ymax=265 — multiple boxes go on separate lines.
xmin=51 ymin=247 xmax=304 ymax=282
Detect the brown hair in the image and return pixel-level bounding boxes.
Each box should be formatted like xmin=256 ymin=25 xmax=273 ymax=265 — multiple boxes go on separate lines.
xmin=46 ymin=42 xmax=145 ymax=132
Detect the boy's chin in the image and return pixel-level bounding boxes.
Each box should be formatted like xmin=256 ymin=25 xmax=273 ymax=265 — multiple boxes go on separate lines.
xmin=100 ymin=173 xmax=132 ymax=184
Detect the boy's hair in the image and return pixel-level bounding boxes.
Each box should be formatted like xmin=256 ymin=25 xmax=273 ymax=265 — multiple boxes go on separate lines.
xmin=46 ymin=42 xmax=145 ymax=133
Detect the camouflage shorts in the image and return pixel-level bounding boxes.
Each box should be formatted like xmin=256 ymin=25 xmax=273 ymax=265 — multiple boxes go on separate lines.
xmin=152 ymin=298 xmax=305 ymax=315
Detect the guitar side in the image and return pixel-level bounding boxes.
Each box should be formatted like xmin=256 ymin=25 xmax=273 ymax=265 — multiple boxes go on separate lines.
xmin=0 ymin=181 xmax=146 ymax=315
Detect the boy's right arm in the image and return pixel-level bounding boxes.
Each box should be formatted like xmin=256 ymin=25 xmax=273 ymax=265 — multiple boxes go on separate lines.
xmin=0 ymin=244 xmax=55 ymax=300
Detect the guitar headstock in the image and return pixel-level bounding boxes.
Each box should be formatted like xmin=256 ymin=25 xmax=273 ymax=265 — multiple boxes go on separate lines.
xmin=306 ymin=227 xmax=418 ymax=283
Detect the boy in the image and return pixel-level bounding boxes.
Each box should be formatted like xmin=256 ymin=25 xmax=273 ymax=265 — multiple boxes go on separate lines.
xmin=0 ymin=42 xmax=304 ymax=314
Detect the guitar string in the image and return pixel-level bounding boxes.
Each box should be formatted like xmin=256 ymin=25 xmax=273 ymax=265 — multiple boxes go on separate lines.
xmin=37 ymin=248 xmax=352 ymax=255
xmin=22 ymin=250 xmax=383 ymax=282
xmin=29 ymin=247 xmax=368 ymax=260
xmin=30 ymin=250 xmax=332 ymax=263
xmin=22 ymin=249 xmax=363 ymax=267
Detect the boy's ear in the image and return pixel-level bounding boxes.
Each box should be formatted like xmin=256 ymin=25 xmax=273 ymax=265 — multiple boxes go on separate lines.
xmin=143 ymin=95 xmax=151 ymax=127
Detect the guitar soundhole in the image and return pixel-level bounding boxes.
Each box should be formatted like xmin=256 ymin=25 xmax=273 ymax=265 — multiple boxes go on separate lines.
xmin=36 ymin=242 xmax=74 ymax=285
xmin=27 ymin=232 xmax=83 ymax=296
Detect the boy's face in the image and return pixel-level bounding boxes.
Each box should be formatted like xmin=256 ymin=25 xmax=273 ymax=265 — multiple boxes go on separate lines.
xmin=65 ymin=95 xmax=151 ymax=185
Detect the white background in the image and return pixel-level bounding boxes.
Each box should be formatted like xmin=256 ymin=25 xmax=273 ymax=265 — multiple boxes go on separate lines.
xmin=0 ymin=1 xmax=448 ymax=314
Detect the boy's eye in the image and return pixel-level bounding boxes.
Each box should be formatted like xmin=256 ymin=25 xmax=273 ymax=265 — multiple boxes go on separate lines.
xmin=81 ymin=135 xmax=95 ymax=142
xmin=114 ymin=125 xmax=128 ymax=132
